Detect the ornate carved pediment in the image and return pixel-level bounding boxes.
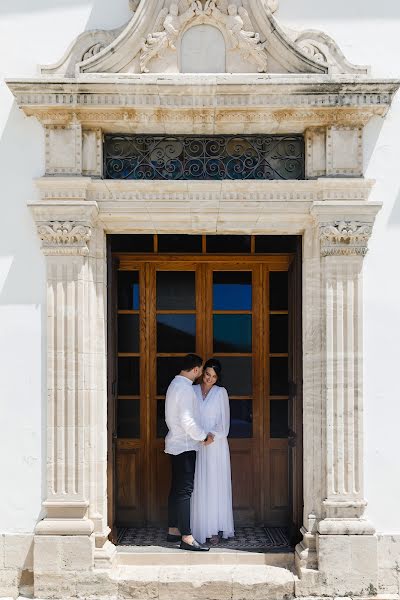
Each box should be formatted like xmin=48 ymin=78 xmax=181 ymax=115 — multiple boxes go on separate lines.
xmin=40 ymin=0 xmax=368 ymax=76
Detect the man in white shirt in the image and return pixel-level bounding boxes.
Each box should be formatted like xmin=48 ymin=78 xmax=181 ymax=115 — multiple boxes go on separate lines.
xmin=165 ymin=354 xmax=214 ymax=551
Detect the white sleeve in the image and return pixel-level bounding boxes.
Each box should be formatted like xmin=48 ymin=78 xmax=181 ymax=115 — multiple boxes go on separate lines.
xmin=211 ymin=387 xmax=230 ymax=439
xmin=180 ymin=390 xmax=207 ymax=441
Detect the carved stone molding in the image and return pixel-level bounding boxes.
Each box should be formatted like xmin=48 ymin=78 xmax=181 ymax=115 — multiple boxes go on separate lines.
xmin=7 ymin=77 xmax=398 ymax=136
xmin=37 ymin=221 xmax=92 ymax=256
xmin=319 ymin=220 xmax=373 ymax=257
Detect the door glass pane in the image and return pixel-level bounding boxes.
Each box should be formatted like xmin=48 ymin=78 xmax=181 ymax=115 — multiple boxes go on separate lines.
xmin=213 ymin=315 xmax=252 ymax=353
xmin=157 ymin=357 xmax=186 ymax=395
xmin=156 ymin=271 xmax=195 ymax=310
xmin=269 ymin=272 xmax=288 ymax=311
xmin=213 ymin=272 xmax=252 ymax=310
xmin=270 ymin=357 xmax=289 ymax=395
xmin=228 ymin=400 xmax=253 ymax=438
xmin=157 ymin=399 xmax=169 ymax=438
xmin=218 ymin=357 xmax=252 ymax=396
xmin=118 ymin=314 xmax=140 ymax=353
xmin=158 ymin=235 xmax=202 ymax=253
xmin=118 ymin=271 xmax=139 ymax=310
xmin=118 ymin=357 xmax=140 ymax=395
xmin=110 ymin=234 xmax=154 ymax=253
xmin=255 ymin=235 xmax=298 ymax=254
xmin=157 ymin=315 xmax=196 ymax=353
xmin=207 ymin=235 xmax=251 ymax=253
xmin=270 ymin=400 xmax=288 ymax=438
xmin=270 ymin=315 xmax=288 ymax=354
xmin=117 ymin=399 xmax=140 ymax=438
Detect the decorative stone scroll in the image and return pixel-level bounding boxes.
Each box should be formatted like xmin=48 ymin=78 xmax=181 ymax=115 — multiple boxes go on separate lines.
xmin=319 ymin=220 xmax=373 ymax=257
xmin=37 ymin=221 xmax=92 ymax=256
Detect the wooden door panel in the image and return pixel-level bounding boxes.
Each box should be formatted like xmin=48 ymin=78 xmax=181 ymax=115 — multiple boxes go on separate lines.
xmin=152 ymin=446 xmax=171 ymax=525
xmin=270 ymin=445 xmax=289 ymax=522
xmin=116 ymin=442 xmax=143 ymax=525
xmin=230 ymin=442 xmax=255 ymax=524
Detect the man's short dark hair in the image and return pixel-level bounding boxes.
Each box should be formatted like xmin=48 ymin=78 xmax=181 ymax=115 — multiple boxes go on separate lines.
xmin=181 ymin=354 xmax=203 ymax=372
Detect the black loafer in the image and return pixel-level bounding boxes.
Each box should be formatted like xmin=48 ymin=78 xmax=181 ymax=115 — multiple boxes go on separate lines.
xmin=166 ymin=533 xmax=181 ymax=542
xmin=180 ymin=539 xmax=209 ymax=551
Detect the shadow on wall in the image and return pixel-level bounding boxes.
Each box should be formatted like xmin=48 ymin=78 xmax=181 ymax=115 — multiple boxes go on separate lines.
xmin=0 ymin=0 xmax=131 ymax=30
xmin=363 ymin=94 xmax=400 ymax=228
xmin=388 ymin=189 xmax=400 ymax=226
xmin=278 ymin=0 xmax=400 ymax=20
xmin=363 ymin=115 xmax=384 ymax=177
xmin=0 ymin=101 xmax=45 ymax=305
xmin=0 ymin=98 xmax=47 ymax=523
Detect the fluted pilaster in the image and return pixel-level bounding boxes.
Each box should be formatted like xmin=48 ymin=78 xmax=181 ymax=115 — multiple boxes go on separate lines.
xmin=315 ymin=214 xmax=377 ymax=535
xmin=32 ymin=202 xmax=102 ymax=537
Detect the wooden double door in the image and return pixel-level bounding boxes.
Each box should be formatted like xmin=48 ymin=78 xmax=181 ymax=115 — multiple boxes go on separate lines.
xmin=109 ymin=254 xmax=302 ymax=535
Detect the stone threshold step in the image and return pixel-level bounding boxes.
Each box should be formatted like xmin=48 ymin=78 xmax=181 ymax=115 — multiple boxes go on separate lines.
xmin=116 ymin=547 xmax=294 ymax=569
xmin=114 ymin=563 xmax=297 ymax=600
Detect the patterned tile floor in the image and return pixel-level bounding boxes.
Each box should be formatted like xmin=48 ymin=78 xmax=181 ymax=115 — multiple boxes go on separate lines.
xmin=117 ymin=526 xmax=292 ymax=553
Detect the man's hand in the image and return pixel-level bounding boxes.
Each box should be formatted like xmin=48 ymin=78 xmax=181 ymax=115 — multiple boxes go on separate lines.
xmin=203 ymin=433 xmax=215 ymax=446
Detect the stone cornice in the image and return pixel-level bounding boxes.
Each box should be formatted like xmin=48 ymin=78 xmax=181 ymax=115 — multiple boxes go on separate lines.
xmin=31 ymin=177 xmax=379 ymax=235
xmin=7 ymin=75 xmax=400 ymax=130
xmin=35 ymin=176 xmax=375 ymax=203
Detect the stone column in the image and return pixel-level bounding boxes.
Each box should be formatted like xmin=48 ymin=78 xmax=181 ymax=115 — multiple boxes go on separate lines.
xmin=30 ymin=191 xmax=115 ymax=595
xmin=310 ymin=204 xmax=381 ymax=596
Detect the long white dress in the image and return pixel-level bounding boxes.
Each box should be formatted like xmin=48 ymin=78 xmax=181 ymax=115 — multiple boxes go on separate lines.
xmin=191 ymin=384 xmax=235 ymax=543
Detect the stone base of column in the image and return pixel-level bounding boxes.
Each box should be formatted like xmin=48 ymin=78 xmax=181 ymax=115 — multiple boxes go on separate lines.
xmin=35 ymin=501 xmax=94 ymax=536
xmin=34 ymin=535 xmax=96 ymax=599
xmin=318 ymin=518 xmax=376 ymax=535
xmin=295 ymin=527 xmax=318 ymax=570
xmin=318 ymin=534 xmax=378 ymax=596
xmin=318 ymin=500 xmax=376 ymax=535
xmin=295 ymin=532 xmax=379 ymax=597
xmin=94 ymin=528 xmax=117 ymax=569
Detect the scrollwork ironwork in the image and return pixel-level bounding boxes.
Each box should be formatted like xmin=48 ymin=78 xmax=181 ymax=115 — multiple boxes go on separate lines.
xmin=104 ymin=134 xmax=305 ymax=180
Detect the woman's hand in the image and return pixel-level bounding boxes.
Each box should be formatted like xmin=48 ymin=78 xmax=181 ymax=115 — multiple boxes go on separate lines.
xmin=203 ymin=433 xmax=215 ymax=446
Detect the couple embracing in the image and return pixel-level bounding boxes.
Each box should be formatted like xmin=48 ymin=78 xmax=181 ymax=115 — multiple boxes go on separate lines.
xmin=165 ymin=354 xmax=234 ymax=551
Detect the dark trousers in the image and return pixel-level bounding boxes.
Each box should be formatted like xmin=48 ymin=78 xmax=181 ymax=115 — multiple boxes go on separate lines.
xmin=168 ymin=451 xmax=196 ymax=536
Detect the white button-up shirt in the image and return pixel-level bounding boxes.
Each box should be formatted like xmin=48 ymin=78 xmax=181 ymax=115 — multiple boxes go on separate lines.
xmin=164 ymin=375 xmax=207 ymax=455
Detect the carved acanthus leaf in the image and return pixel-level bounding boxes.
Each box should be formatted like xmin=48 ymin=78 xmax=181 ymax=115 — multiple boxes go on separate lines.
xmin=319 ymin=221 xmax=372 ymax=257
xmin=37 ymin=221 xmax=92 ymax=256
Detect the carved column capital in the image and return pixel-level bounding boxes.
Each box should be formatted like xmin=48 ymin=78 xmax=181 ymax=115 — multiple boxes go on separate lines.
xmin=319 ymin=220 xmax=373 ymax=257
xmin=37 ymin=220 xmax=92 ymax=256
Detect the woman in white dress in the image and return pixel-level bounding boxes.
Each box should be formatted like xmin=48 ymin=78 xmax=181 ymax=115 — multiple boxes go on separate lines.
xmin=191 ymin=359 xmax=235 ymax=544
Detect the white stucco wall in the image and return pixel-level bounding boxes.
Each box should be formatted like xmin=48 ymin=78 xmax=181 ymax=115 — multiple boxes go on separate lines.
xmin=0 ymin=0 xmax=399 ymax=534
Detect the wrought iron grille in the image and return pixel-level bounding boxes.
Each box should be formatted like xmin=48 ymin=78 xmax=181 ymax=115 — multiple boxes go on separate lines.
xmin=103 ymin=134 xmax=305 ymax=181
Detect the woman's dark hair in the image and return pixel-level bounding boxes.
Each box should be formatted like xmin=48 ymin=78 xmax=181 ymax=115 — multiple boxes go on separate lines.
xmin=181 ymin=353 xmax=203 ymax=372
xmin=203 ymin=358 xmax=222 ymax=384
